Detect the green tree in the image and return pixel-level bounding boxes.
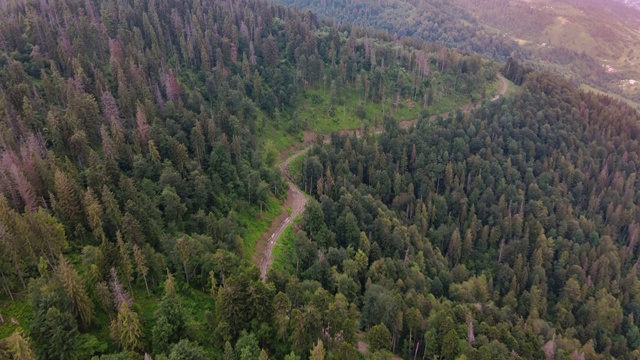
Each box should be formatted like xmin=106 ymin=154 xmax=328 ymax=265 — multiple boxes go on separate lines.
xmin=258 ymin=349 xmax=269 ymax=360
xmin=235 ymin=332 xmax=260 ymax=360
xmin=176 ymin=237 xmax=190 ymax=283
xmin=309 ymin=339 xmax=326 ymax=360
xmin=441 ymin=329 xmax=460 ymax=360
xmin=152 ymin=295 xmax=186 ymax=354
xmin=51 ymin=170 xmax=82 ymax=232
xmin=168 ymin=340 xmax=206 ymax=360
xmin=110 ymin=303 xmax=142 ymax=352
xmin=56 ymin=257 xmax=93 ymax=330
xmin=273 ymin=291 xmax=292 ymax=342
xmin=336 ymin=342 xmax=359 ymax=360
xmin=368 ymin=324 xmax=392 ymax=352
xmin=133 ymin=244 xmax=150 ymax=296
xmin=2 ymin=329 xmax=36 ymax=360
xmin=222 ymin=341 xmax=236 ymax=360
xmin=165 ymin=269 xmax=177 ymax=296
xmin=32 ymin=307 xmax=80 ymax=360
xmin=284 ymin=352 xmax=300 ymax=360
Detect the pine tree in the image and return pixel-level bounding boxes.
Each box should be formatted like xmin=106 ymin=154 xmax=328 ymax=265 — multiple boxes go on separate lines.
xmin=309 ymin=339 xmax=326 ymax=360
xmin=110 ymin=302 xmax=142 ymax=352
xmin=168 ymin=340 xmax=206 ymax=360
xmin=3 ymin=328 xmax=36 ymax=360
xmin=32 ymin=307 xmax=80 ymax=360
xmin=273 ymin=292 xmax=291 ymax=342
xmin=165 ymin=269 xmax=177 ymax=297
xmin=101 ymin=185 xmax=121 ymax=230
xmin=177 ymin=237 xmax=190 ymax=283
xmin=116 ymin=231 xmax=133 ymax=289
xmin=83 ymin=188 xmax=104 ymax=240
xmin=56 ymin=256 xmax=93 ymax=329
xmin=441 ymin=329 xmax=460 ymax=360
xmin=133 ymin=244 xmax=150 ymax=297
xmin=448 ymin=228 xmax=461 ymax=266
xmin=367 ymin=323 xmax=392 ymax=352
xmin=52 ymin=170 xmax=82 ymax=231
xmin=223 ymin=341 xmax=236 ymax=360
xmin=258 ymin=349 xmax=269 ymax=360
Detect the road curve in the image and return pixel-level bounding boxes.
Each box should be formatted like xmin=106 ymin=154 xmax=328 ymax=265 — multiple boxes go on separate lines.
xmin=256 ymin=147 xmax=310 ymax=281
xmin=256 ymin=73 xmax=508 ymax=281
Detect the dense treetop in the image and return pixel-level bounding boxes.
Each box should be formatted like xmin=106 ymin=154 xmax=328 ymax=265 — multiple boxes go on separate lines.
xmin=0 ymin=0 xmax=494 ymax=358
xmin=1 ymin=0 xmax=639 ymax=358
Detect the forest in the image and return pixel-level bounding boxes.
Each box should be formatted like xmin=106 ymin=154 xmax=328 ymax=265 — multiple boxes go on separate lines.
xmin=1 ymin=0 xmax=640 ymax=359
xmin=275 ymin=0 xmax=521 ymax=61
xmin=0 ymin=0 xmax=500 ymax=359
xmin=276 ymin=0 xmax=640 ymax=104
xmin=290 ymin=65 xmax=640 ymax=359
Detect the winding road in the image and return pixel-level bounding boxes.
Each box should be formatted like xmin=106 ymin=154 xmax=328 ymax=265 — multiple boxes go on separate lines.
xmin=255 ymin=73 xmax=508 ymax=281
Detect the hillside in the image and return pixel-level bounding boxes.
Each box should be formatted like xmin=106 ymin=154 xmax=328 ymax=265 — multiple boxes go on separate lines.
xmin=612 ymin=0 xmax=640 ymax=10
xmin=454 ymin=0 xmax=640 ymax=103
xmin=0 ymin=0 xmax=495 ymax=358
xmin=277 ymin=0 xmax=640 ymax=106
xmin=1 ymin=0 xmax=640 ymax=359
xmin=284 ymin=67 xmax=640 ymax=359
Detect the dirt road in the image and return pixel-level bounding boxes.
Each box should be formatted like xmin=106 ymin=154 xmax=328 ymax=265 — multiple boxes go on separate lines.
xmin=256 ymin=147 xmax=310 ymax=281
xmin=492 ymin=73 xmax=508 ymax=102
xmin=256 ymin=73 xmax=508 ymax=281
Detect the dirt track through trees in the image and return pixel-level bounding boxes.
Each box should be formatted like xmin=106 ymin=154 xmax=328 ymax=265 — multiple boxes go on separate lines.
xmin=255 ymin=73 xmax=508 ymax=281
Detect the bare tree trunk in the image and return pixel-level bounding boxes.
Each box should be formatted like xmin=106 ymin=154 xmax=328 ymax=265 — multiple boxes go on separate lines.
xmin=414 ymin=341 xmax=420 ymax=360
xmin=1 ymin=272 xmax=14 ymax=301
xmin=143 ymin=274 xmax=150 ymax=297
xmin=392 ymin=333 xmax=397 ymax=353
xmin=183 ymin=261 xmax=190 ymax=284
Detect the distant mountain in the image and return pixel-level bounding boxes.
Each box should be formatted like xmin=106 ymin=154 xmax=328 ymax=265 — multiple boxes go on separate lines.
xmin=614 ymin=0 xmax=640 ymax=10
xmin=278 ymin=0 xmax=640 ymax=104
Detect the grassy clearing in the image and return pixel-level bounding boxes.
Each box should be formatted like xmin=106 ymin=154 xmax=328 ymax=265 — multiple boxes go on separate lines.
xmin=260 ymin=124 xmax=305 ymax=155
xmin=502 ymin=77 xmax=519 ymax=99
xmin=258 ymin=74 xmax=494 ymax=155
xmin=297 ymin=80 xmax=482 ymax=133
xmin=238 ymin=196 xmax=282 ymax=260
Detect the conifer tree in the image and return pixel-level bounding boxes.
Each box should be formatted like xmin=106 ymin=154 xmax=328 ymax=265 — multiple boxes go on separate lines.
xmin=56 ymin=256 xmax=93 ymax=329
xmin=115 ymin=232 xmax=132 ymax=286
xmin=133 ymin=244 xmax=150 ymax=297
xmin=2 ymin=328 xmax=36 ymax=360
xmin=165 ymin=269 xmax=177 ymax=297
xmin=309 ymin=339 xmax=326 ymax=360
xmin=110 ymin=302 xmax=142 ymax=352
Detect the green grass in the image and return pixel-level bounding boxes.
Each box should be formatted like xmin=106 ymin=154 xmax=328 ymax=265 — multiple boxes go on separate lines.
xmin=297 ymin=84 xmax=482 ymax=134
xmin=298 ymin=88 xmax=367 ymax=134
xmin=238 ymin=196 xmax=282 ymax=260
xmin=257 ymin=73 xmax=496 ymax=156
xmin=271 ymin=217 xmax=300 ymax=273
xmin=0 ymin=297 xmax=33 ymax=338
xmin=502 ymin=77 xmax=519 ymax=99
xmin=260 ymin=124 xmax=305 ymax=155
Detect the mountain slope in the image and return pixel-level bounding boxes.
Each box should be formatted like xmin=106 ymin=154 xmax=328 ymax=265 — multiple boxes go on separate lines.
xmin=277 ymin=0 xmax=640 ymax=104
xmin=0 ymin=0 xmax=494 ymax=358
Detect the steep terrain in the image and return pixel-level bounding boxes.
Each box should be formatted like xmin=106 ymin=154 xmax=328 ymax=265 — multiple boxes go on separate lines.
xmin=277 ymin=0 xmax=640 ymax=104
xmin=1 ymin=0 xmax=639 ymax=359
xmin=0 ymin=0 xmax=495 ymax=358
xmin=259 ymin=74 xmax=508 ymax=280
